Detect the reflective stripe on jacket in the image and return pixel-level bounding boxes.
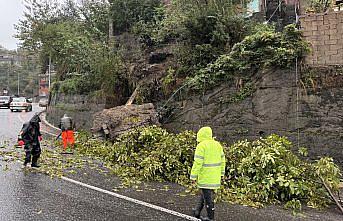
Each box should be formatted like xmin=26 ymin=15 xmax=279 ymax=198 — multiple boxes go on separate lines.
xmin=190 ymin=127 xmax=225 ymax=189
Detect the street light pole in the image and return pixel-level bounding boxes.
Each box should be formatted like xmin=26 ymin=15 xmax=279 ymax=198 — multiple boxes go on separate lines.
xmin=17 ymin=71 xmax=20 ymax=96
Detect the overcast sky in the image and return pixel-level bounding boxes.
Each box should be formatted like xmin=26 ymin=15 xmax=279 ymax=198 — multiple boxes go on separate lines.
xmin=0 ymin=0 xmax=25 ymax=50
xmin=0 ymin=0 xmax=74 ymax=50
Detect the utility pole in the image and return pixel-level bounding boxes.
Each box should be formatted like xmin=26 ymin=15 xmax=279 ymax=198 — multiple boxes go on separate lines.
xmin=17 ymin=71 xmax=20 ymax=96
xmin=48 ymin=56 xmax=51 ymax=89
xmin=108 ymin=0 xmax=114 ymax=49
xmin=7 ymin=60 xmax=10 ymax=91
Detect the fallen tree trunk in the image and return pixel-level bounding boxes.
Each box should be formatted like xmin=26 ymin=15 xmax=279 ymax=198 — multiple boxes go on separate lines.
xmin=91 ymin=103 xmax=160 ymax=140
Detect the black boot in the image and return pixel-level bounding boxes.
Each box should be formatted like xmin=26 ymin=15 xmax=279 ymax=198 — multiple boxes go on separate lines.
xmin=23 ymin=160 xmax=29 ymax=167
xmin=192 ymin=207 xmax=202 ymax=219
xmin=193 ymin=193 xmax=204 ymax=218
xmin=31 ymin=156 xmax=40 ymax=168
xmin=202 ymin=204 xmax=215 ymax=221
xmin=23 ymin=151 xmax=31 ymax=167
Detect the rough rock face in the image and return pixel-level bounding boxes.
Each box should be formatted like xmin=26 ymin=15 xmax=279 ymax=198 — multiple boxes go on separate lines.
xmin=164 ymin=68 xmax=343 ymax=167
xmin=92 ymin=103 xmax=160 ymax=140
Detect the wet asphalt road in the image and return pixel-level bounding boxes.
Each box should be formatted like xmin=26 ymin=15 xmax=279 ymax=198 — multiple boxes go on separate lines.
xmin=0 ymin=105 xmax=186 ymax=221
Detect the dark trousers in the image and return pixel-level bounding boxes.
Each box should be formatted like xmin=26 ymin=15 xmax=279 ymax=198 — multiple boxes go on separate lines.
xmin=24 ymin=143 xmax=41 ymax=165
xmin=194 ymin=189 xmax=215 ymax=219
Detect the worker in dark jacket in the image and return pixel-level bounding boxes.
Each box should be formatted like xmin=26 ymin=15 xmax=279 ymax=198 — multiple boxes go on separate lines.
xmin=20 ymin=113 xmax=43 ymax=167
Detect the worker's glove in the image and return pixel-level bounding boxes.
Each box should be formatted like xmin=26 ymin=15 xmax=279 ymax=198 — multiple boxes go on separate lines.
xmin=18 ymin=140 xmax=25 ymax=147
xmin=38 ymin=136 xmax=43 ymax=141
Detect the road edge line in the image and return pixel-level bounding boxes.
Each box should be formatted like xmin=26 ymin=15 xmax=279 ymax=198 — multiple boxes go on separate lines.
xmin=60 ymin=176 xmax=200 ymax=221
xmin=41 ymin=130 xmax=58 ymax=137
xmin=41 ymin=112 xmax=61 ymax=131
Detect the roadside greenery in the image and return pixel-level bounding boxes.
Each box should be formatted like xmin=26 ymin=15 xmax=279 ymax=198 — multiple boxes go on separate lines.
xmin=73 ymin=126 xmax=341 ymax=211
xmin=15 ymin=0 xmax=116 ymax=95
xmin=15 ymin=0 xmax=310 ymax=102
xmin=220 ymin=136 xmax=341 ymax=210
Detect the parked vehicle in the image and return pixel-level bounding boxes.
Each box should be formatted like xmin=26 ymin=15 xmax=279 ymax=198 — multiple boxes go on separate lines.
xmin=10 ymin=97 xmax=32 ymax=112
xmin=39 ymin=97 xmax=48 ymax=107
xmin=0 ymin=96 xmax=12 ymax=108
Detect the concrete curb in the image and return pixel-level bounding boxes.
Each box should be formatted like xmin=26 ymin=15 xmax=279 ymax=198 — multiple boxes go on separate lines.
xmin=41 ymin=112 xmax=61 ymax=132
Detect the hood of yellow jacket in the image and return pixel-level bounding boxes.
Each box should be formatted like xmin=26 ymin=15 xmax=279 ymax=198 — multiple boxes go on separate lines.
xmin=197 ymin=127 xmax=213 ymax=143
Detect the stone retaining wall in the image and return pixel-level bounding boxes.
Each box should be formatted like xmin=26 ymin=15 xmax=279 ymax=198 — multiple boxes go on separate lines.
xmin=47 ymin=93 xmax=106 ymax=131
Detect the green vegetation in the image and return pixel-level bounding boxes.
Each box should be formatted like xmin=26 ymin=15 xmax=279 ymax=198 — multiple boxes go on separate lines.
xmin=15 ymin=0 xmax=257 ymax=97
xmin=110 ymin=0 xmax=163 ymax=34
xmin=187 ymin=24 xmax=310 ymax=91
xmin=75 ymin=128 xmax=340 ymax=211
xmin=307 ymin=0 xmax=332 ymax=13
xmin=219 ymin=82 xmax=254 ymax=104
xmin=76 ymin=126 xmax=196 ymax=186
xmin=15 ymin=0 xmax=310 ymax=102
xmin=16 ymin=0 xmax=119 ymax=95
xmin=221 ymin=136 xmax=340 ymax=210
xmin=134 ymin=0 xmax=256 ymax=73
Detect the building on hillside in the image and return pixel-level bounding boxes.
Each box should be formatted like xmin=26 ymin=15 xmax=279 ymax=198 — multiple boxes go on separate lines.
xmin=39 ymin=67 xmax=56 ymax=97
xmin=0 ymin=55 xmax=21 ymax=65
xmin=39 ymin=73 xmax=49 ymax=97
xmin=250 ymin=0 xmax=342 ymax=29
xmin=0 ymin=55 xmax=13 ymax=65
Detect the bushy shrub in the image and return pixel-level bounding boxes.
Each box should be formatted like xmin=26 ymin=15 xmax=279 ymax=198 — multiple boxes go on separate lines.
xmin=57 ymin=75 xmax=100 ymax=95
xmin=188 ymin=24 xmax=311 ymax=90
xmin=109 ymin=0 xmax=163 ymax=34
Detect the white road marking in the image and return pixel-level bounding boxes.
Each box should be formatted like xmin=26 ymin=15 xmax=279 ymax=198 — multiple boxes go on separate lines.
xmin=61 ymin=176 xmax=200 ymax=221
xmin=41 ymin=113 xmax=61 ymax=131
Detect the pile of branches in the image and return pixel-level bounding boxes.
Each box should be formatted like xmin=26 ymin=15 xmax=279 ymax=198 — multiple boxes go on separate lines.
xmin=75 ymin=126 xmax=341 ymax=211
xmin=220 ymin=135 xmax=341 ymax=211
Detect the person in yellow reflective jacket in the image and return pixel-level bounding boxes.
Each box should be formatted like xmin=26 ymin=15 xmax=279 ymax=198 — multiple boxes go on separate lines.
xmin=190 ymin=127 xmax=225 ymax=221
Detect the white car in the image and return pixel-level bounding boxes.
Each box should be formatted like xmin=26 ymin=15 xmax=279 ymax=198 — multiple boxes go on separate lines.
xmin=10 ymin=97 xmax=33 ymax=112
xmin=39 ymin=97 xmax=48 ymax=107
